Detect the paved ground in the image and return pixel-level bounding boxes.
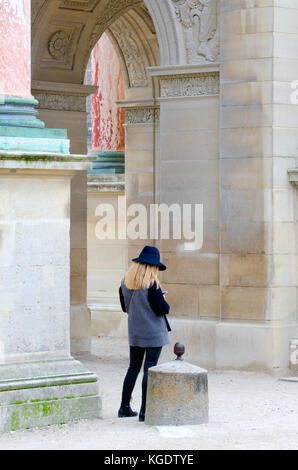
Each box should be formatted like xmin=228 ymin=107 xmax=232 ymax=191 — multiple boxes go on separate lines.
xmin=0 ymin=336 xmax=298 ymax=450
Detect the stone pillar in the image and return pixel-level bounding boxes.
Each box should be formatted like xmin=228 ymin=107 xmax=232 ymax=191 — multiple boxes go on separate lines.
xmin=0 ymin=158 xmax=101 ymax=432
xmin=0 ymin=0 xmax=101 ymax=429
xmin=87 ymin=33 xmax=125 ymax=173
xmin=148 ymin=65 xmax=220 ymax=368
xmin=90 ymin=33 xmax=125 ymax=156
xmin=218 ymin=2 xmax=298 ymax=370
xmin=30 ymin=81 xmax=98 ymax=354
xmin=118 ymin=98 xmax=160 ymax=263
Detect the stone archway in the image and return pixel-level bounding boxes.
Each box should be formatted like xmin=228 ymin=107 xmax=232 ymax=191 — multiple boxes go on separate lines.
xmin=30 ymin=0 xmax=165 ymax=353
xmin=30 ymin=0 xmax=225 ymax=367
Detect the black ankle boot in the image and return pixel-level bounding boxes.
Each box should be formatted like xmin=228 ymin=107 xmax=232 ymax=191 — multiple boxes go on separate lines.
xmin=139 ymin=411 xmax=145 ymax=422
xmin=118 ymin=405 xmax=138 ymax=418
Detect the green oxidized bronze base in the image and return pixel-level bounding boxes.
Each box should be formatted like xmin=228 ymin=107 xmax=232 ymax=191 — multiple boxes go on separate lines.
xmin=0 ymin=97 xmax=70 ymax=154
xmin=88 ymin=152 xmax=125 ymax=174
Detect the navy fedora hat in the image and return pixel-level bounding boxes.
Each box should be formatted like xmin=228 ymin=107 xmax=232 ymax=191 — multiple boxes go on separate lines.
xmin=132 ymin=245 xmax=166 ymax=271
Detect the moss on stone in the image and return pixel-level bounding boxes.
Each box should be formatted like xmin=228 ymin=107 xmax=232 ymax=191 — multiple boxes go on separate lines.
xmin=0 ymin=155 xmax=89 ymax=163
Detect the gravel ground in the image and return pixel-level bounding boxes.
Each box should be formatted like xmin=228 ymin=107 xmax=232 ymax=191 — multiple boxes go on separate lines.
xmin=0 ymin=336 xmax=298 ymax=450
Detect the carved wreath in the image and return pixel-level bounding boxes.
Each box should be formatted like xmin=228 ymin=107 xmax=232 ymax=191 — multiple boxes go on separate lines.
xmin=48 ymin=31 xmax=69 ymax=59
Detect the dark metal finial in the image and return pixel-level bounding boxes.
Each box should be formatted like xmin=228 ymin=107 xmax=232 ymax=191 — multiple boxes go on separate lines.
xmin=174 ymin=342 xmax=185 ymax=360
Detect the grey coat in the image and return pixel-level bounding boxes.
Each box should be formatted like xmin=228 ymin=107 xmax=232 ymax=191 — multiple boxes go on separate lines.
xmin=120 ymin=280 xmax=170 ymax=348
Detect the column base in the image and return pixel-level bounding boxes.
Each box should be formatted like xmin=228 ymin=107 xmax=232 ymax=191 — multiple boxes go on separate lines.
xmin=0 ymin=98 xmax=70 ymax=154
xmin=0 ymin=357 xmax=101 ymax=432
xmin=88 ymin=152 xmax=125 ymax=174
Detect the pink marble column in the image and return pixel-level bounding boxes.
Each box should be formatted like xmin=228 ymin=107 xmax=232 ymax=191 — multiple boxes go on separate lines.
xmin=91 ymin=33 xmax=125 ymax=153
xmin=0 ymin=0 xmax=32 ymax=99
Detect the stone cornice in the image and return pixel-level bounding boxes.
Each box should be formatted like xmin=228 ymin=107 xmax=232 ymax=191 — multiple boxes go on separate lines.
xmin=159 ymin=72 xmax=219 ymax=99
xmin=32 ymin=81 xmax=98 ymax=112
xmin=288 ymin=169 xmax=298 ymax=184
xmin=147 ymin=64 xmax=220 ymax=78
xmin=87 ymin=174 xmax=125 ymax=193
xmin=32 ymin=81 xmax=98 ymax=97
xmin=116 ymin=99 xmax=160 ymax=125
xmin=147 ymin=65 xmax=220 ymax=99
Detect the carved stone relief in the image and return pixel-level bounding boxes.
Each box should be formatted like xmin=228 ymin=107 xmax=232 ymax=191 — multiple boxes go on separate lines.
xmin=41 ymin=20 xmax=85 ymax=70
xmin=59 ymin=0 xmax=100 ymax=11
xmin=159 ymin=72 xmax=219 ymax=98
xmin=48 ymin=31 xmax=69 ymax=59
xmin=111 ymin=21 xmax=148 ymax=87
xmin=34 ymin=93 xmax=87 ymax=112
xmin=172 ymin=0 xmax=219 ymax=64
xmin=125 ymin=107 xmax=160 ymax=125
xmin=89 ymin=0 xmax=142 ymax=51
xmin=78 ymin=0 xmax=142 ymax=82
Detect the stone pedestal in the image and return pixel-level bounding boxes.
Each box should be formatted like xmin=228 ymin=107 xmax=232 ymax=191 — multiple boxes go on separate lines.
xmin=145 ymin=359 xmax=208 ymax=426
xmin=0 ymin=154 xmax=101 ymax=431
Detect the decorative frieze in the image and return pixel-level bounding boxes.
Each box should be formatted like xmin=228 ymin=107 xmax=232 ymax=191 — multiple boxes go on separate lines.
xmin=110 ymin=20 xmax=148 ymax=88
xmin=89 ymin=0 xmax=142 ymax=51
xmin=125 ymin=107 xmax=160 ymax=125
xmin=171 ymin=0 xmax=219 ymax=64
xmin=159 ymin=72 xmax=219 ymax=98
xmin=34 ymin=93 xmax=87 ymax=112
xmin=59 ymin=0 xmax=100 ymax=11
xmin=32 ymin=81 xmax=97 ymax=112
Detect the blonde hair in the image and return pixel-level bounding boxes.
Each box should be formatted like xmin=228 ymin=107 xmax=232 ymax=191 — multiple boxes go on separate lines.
xmin=124 ymin=262 xmax=160 ymax=290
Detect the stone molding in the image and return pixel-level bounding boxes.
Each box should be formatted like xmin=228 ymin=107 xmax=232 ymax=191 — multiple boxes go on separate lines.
xmin=109 ymin=20 xmax=149 ymax=88
xmin=116 ymin=99 xmax=160 ymax=125
xmin=148 ymin=65 xmax=219 ymax=98
xmin=87 ymin=174 xmax=125 ymax=193
xmin=89 ymin=0 xmax=142 ymax=51
xmin=288 ymin=168 xmax=298 ymax=185
xmin=80 ymin=0 xmax=142 ymax=82
xmin=59 ymin=0 xmax=101 ymax=11
xmin=32 ymin=81 xmax=97 ymax=112
xmin=159 ymin=71 xmax=219 ymax=98
xmin=125 ymin=107 xmax=160 ymax=124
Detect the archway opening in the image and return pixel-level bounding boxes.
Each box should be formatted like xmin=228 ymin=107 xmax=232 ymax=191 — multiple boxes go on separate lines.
xmin=31 ymin=0 xmax=161 ymax=351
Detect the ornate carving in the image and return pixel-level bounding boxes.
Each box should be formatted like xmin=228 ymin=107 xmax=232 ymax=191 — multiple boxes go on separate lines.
xmin=80 ymin=0 xmax=142 ymax=82
xmin=111 ymin=22 xmax=148 ymax=87
xmin=89 ymin=0 xmax=142 ymax=51
xmin=59 ymin=0 xmax=100 ymax=11
xmin=42 ymin=21 xmax=84 ymax=70
xmin=172 ymin=0 xmax=219 ymax=64
xmin=35 ymin=93 xmax=86 ymax=112
xmin=125 ymin=107 xmax=160 ymax=125
xmin=48 ymin=31 xmax=69 ymax=59
xmin=160 ymin=72 xmax=219 ymax=98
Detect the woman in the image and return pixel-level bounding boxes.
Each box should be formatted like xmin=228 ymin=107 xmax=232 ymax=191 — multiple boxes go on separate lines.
xmin=118 ymin=245 xmax=171 ymax=422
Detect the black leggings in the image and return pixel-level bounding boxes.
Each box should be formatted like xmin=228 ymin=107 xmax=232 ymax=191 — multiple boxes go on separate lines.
xmin=120 ymin=346 xmax=162 ymax=414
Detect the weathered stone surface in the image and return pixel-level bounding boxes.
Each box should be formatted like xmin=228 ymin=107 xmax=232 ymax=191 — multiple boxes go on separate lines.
xmin=0 ymin=156 xmax=101 ymax=431
xmin=145 ymin=360 xmax=208 ymax=426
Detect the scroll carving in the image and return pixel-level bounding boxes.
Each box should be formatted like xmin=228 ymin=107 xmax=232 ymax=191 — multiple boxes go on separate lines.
xmin=112 ymin=26 xmax=148 ymax=87
xmin=172 ymin=0 xmax=219 ymax=63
